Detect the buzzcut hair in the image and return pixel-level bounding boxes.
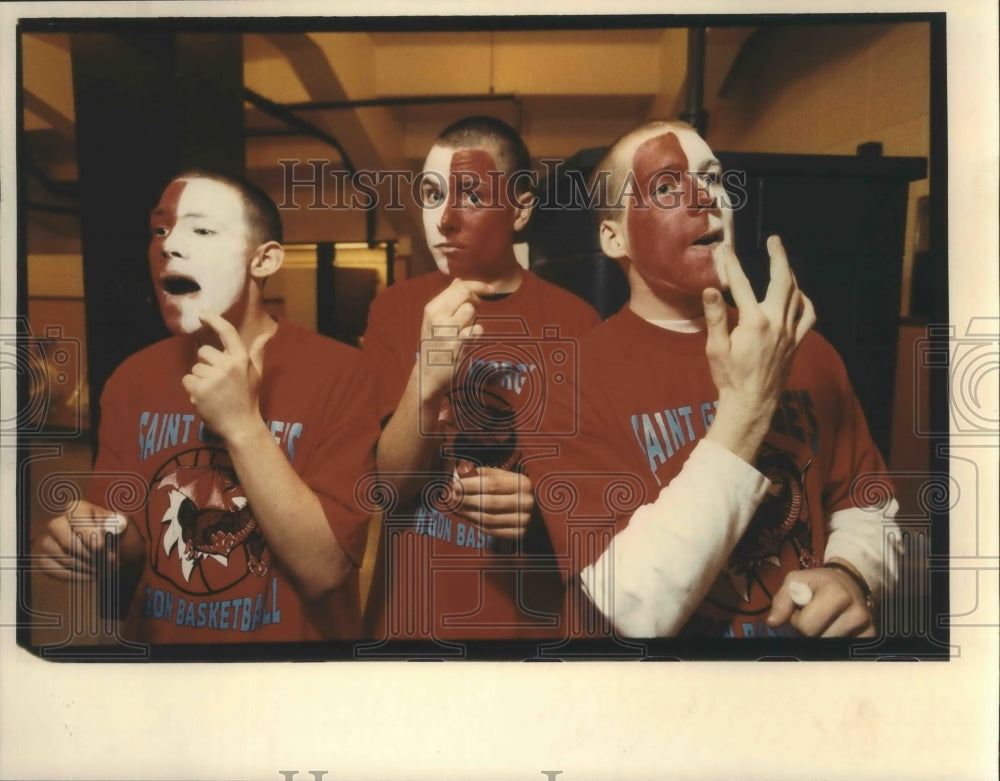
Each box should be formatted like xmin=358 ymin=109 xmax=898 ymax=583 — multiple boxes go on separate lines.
xmin=172 ymin=168 xmax=283 ymax=246
xmin=434 ymin=116 xmax=533 ymax=197
xmin=589 ymin=119 xmax=696 ymax=226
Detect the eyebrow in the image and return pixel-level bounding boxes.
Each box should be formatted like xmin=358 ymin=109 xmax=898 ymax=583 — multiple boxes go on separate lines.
xmin=149 ymin=209 xmax=210 ymax=219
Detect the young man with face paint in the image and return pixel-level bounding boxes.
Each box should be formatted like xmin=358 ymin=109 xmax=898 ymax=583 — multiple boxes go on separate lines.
xmin=35 ymin=171 xmax=380 ymax=643
xmin=529 ymin=121 xmax=899 ymax=639
xmin=362 ymin=117 xmax=600 ymax=641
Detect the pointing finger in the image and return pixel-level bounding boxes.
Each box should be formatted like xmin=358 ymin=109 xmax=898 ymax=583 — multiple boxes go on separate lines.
xmin=762 ymin=235 xmax=795 ymax=317
xmin=703 ymin=288 xmax=730 ymax=360
xmin=198 ymin=311 xmax=242 ymax=354
xmin=795 ymin=293 xmax=817 ymax=344
xmin=719 ymin=245 xmax=756 ymax=312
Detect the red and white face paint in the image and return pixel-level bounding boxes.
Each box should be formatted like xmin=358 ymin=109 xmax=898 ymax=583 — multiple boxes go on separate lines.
xmin=619 ymin=127 xmax=733 ymax=302
xmin=149 ymin=178 xmax=255 ymax=335
xmin=419 ymin=144 xmax=522 ymax=280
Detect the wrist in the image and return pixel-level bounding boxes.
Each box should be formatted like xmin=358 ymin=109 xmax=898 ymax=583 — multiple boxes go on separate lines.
xmin=218 ymin=414 xmax=271 ymax=452
xmin=412 ymin=357 xmax=451 ymax=405
xmin=823 ymin=559 xmax=874 ymax=609
xmin=706 ymin=396 xmax=776 ymax=463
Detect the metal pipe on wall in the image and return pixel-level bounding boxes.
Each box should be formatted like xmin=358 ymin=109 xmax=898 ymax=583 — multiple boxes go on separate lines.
xmin=679 ymin=27 xmax=708 ymax=138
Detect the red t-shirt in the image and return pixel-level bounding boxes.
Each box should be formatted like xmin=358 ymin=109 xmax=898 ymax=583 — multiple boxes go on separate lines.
xmin=87 ymin=321 xmax=379 ymax=643
xmin=362 ymin=270 xmax=600 ymax=640
xmin=529 ymin=306 xmax=888 ymax=638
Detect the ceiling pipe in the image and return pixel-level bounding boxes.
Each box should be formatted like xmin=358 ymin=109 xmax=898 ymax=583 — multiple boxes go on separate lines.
xmin=244 ymin=87 xmax=357 ymax=173
xmin=678 ymin=27 xmax=708 ymax=138
xmin=243 ymin=87 xmax=376 ymax=246
xmin=283 ymin=93 xmax=521 ymax=112
xmin=24 ymin=155 xmax=79 ymax=200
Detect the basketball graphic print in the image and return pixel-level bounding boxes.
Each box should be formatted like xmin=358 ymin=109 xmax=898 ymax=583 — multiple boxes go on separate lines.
xmin=146 ymin=446 xmax=269 ymax=595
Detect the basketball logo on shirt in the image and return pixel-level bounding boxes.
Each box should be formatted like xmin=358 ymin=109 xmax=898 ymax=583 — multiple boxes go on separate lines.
xmin=146 ymin=447 xmax=268 ymax=595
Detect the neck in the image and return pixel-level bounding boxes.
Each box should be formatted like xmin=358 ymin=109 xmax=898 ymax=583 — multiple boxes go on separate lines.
xmin=194 ymin=294 xmax=277 ymax=352
xmin=234 ymin=306 xmax=279 ymax=347
xmin=626 ymin=264 xmax=707 ymax=321
xmin=456 ymin=255 xmax=524 ymax=294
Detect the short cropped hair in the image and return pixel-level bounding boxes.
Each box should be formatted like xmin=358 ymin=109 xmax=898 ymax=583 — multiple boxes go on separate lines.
xmin=434 ymin=116 xmax=533 ymax=197
xmin=589 ymin=120 xmax=696 ymax=226
xmin=173 ymin=168 xmax=283 ymax=246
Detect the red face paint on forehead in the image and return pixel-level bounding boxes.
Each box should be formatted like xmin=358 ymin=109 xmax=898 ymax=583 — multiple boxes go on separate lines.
xmin=151 ymin=179 xmax=189 ymax=222
xmin=447 ymin=147 xmax=505 ymax=208
xmin=623 ymin=131 xmax=727 ymax=312
xmin=632 ymin=131 xmax=690 ymax=206
xmin=422 ymin=144 xmax=522 ymax=280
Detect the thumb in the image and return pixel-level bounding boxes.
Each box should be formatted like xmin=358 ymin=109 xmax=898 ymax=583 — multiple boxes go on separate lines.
xmin=767 ymin=591 xmax=795 ymax=628
xmin=248 ymin=330 xmax=273 ymax=374
xmin=767 ymin=575 xmax=800 ymax=628
xmin=455 ymin=459 xmax=478 ymax=478
xmin=702 ymin=288 xmax=729 ymax=357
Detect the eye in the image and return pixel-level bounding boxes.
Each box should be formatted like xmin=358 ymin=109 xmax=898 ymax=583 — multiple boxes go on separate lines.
xmin=193 ymin=227 xmax=215 ymax=236
xmin=699 ymin=171 xmax=722 ymax=186
xmin=655 ymin=179 xmax=681 ymax=197
xmin=467 ymin=191 xmax=483 ymax=206
xmin=420 ymin=184 xmax=443 ymax=207
xmin=151 ymin=226 xmax=168 ymax=238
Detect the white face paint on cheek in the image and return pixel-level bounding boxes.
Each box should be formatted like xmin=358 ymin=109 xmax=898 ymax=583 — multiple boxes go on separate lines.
xmin=170 ymin=275 xmax=245 ymax=335
xmin=156 ymin=179 xmax=254 ymax=335
xmin=673 ymin=127 xmax=734 ymax=291
xmin=421 ymin=145 xmax=455 ymax=275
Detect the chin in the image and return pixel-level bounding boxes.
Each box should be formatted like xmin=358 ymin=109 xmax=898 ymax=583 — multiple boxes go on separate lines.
xmin=159 ymin=308 xmax=202 ymax=335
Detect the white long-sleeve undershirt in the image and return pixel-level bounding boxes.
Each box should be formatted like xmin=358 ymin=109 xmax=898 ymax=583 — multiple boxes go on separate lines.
xmin=577 ymin=433 xmax=901 ymax=638
xmin=578 ymin=439 xmax=770 ymax=637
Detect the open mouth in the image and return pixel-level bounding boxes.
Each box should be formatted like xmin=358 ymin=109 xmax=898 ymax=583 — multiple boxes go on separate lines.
xmin=161 ymin=275 xmax=201 ymax=295
xmin=692 ymin=230 xmax=724 ymax=247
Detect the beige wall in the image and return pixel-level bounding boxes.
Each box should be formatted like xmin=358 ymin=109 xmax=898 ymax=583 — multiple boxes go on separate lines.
xmin=703 ymin=22 xmax=932 ymax=483
xmin=706 ymin=22 xmax=931 ymax=319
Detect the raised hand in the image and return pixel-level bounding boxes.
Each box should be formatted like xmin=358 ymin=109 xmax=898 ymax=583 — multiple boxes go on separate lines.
xmin=702 ymin=236 xmax=816 ymax=462
xmin=418 ymin=278 xmax=494 ymax=400
xmin=181 ymin=312 xmax=273 ymax=442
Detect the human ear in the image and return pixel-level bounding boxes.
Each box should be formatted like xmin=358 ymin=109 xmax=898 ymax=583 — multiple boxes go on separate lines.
xmin=511 ymin=189 xmax=535 ymax=233
xmin=249 ymin=241 xmax=285 ymax=280
xmin=599 ymin=219 xmax=629 ymax=260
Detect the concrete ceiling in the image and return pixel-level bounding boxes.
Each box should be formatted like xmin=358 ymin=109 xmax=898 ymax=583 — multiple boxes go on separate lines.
xmin=20 ymin=26 xmax=755 ymax=249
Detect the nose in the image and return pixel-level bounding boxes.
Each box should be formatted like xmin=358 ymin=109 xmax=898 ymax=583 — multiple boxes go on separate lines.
xmin=437 ymin=197 xmax=460 ymax=234
xmin=160 ymin=228 xmax=185 ymax=259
